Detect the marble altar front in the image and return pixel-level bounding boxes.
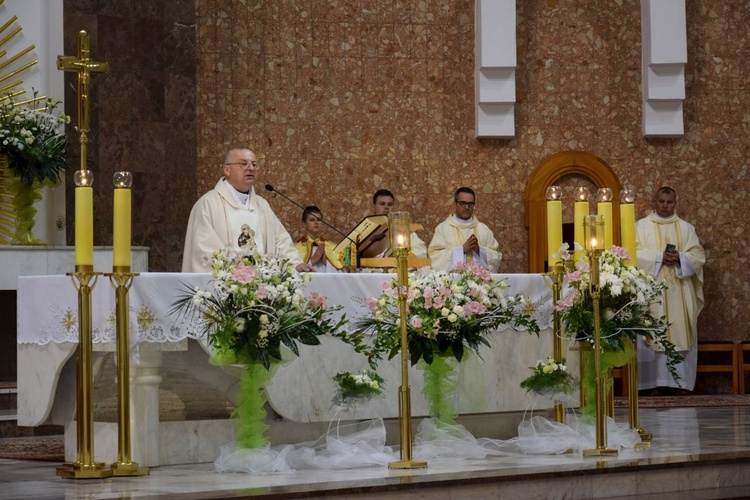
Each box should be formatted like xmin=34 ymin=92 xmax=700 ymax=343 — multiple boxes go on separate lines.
xmin=17 ymin=272 xmax=560 ymax=466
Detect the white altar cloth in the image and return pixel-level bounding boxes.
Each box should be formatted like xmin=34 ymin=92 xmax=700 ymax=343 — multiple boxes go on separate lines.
xmin=17 ymin=272 xmax=563 ymax=466
xmin=18 ymin=272 xmax=555 ymax=427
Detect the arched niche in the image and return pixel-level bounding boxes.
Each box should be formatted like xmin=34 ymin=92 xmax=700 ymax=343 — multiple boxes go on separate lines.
xmin=525 ymin=151 xmax=623 ymax=273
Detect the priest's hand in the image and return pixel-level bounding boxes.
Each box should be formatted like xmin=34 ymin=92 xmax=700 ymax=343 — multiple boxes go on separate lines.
xmin=662 ymin=250 xmax=679 ymax=266
xmin=463 ymin=234 xmax=479 ymax=255
xmin=296 ymin=263 xmax=316 ymax=272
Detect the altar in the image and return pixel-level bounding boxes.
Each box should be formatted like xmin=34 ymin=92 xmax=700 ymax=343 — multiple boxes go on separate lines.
xmin=17 ymin=272 xmax=560 ymax=466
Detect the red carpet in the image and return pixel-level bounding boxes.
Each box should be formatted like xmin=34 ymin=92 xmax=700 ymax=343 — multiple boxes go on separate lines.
xmin=615 ymin=394 xmax=750 ymax=408
xmin=0 ymin=436 xmax=64 ymax=462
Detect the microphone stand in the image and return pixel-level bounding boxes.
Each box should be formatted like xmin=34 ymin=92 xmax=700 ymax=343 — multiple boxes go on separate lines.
xmin=263 ymin=183 xmax=353 ymax=243
xmin=263 ymin=183 xmax=358 ymax=271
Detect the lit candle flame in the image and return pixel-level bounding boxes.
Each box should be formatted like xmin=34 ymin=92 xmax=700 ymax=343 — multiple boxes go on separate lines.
xmin=397 ymin=234 xmax=405 ymax=247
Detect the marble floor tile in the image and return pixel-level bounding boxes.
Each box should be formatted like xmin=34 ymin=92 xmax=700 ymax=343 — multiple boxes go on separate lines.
xmin=2 ymin=407 xmax=750 ymax=499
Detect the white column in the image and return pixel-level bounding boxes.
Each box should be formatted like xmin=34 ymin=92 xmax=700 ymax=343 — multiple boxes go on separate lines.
xmin=474 ymin=0 xmax=516 ymax=138
xmin=641 ymin=0 xmax=687 ymax=137
xmin=132 ymin=349 xmax=164 ymax=467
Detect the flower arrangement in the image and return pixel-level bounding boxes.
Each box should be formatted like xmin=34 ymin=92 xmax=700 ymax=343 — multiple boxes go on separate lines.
xmin=355 ymin=262 xmax=540 ymax=366
xmin=520 ymin=356 xmax=577 ymax=402
xmin=331 ymin=370 xmax=385 ymax=406
xmin=555 ymin=244 xmax=683 ymax=379
xmin=0 ymin=93 xmax=70 ymax=185
xmin=173 ymin=249 xmax=347 ymax=370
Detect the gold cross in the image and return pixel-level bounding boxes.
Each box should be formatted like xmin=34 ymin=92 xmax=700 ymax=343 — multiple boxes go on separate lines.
xmin=56 ymin=30 xmax=108 ymax=172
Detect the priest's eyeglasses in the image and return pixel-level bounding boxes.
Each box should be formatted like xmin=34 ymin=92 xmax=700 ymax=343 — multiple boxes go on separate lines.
xmin=456 ymin=201 xmax=475 ymax=208
xmin=225 ymin=161 xmax=258 ymax=170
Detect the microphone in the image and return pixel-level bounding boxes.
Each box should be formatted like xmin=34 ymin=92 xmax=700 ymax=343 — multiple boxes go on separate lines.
xmin=263 ymin=183 xmax=354 ymax=244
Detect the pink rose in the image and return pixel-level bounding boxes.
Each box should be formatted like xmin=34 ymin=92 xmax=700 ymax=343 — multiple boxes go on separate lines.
xmin=609 ymin=245 xmax=629 ymax=260
xmin=366 ymin=297 xmax=378 ymax=312
xmin=308 ymin=291 xmax=327 ymax=309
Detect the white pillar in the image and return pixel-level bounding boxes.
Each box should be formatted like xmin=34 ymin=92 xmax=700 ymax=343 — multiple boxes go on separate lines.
xmin=641 ymin=0 xmax=687 ymax=137
xmin=474 ymin=0 xmax=516 ymax=138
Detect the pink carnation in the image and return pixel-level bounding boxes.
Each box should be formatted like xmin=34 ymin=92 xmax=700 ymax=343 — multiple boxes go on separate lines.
xmin=438 ymin=286 xmax=452 ymax=298
xmin=366 ymin=297 xmax=378 ymax=312
xmin=410 ymin=316 xmax=423 ymax=329
xmin=423 ymin=286 xmax=435 ymax=299
xmin=232 ymin=263 xmax=258 ymax=284
xmin=256 ymin=286 xmax=268 ymax=299
xmin=432 ymin=296 xmax=445 ymax=308
xmin=424 ymin=296 xmax=433 ymax=308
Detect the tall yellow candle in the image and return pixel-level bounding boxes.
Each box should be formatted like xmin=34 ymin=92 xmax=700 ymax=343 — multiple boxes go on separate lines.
xmin=597 ymin=202 xmax=613 ymax=249
xmin=596 ymin=188 xmax=614 ymax=250
xmin=573 ymin=187 xmax=590 ymax=262
xmin=74 ymin=170 xmax=94 ymax=270
xmin=112 ymin=171 xmax=133 ymax=270
xmin=546 ymin=186 xmax=562 ymax=268
xmin=619 ymin=188 xmax=637 ymax=263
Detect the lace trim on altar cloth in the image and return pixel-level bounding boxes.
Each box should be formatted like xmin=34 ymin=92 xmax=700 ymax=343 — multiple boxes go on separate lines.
xmin=21 ymin=303 xmax=206 ymax=345
xmin=213 ymin=412 xmax=641 ymax=473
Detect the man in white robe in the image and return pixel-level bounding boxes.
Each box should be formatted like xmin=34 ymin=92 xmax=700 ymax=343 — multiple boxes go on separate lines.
xmin=636 ymin=186 xmax=705 ymax=393
xmin=370 ymin=188 xmax=428 ymax=259
xmin=182 ymin=148 xmax=312 ymax=273
xmin=428 ymin=187 xmax=502 ymax=272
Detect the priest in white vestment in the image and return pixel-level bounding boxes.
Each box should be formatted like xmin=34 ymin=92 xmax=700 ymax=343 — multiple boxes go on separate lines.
xmin=428 ymin=187 xmax=502 ymax=272
xmin=182 ymin=148 xmax=312 ymax=273
xmin=636 ymin=186 xmax=705 ymax=393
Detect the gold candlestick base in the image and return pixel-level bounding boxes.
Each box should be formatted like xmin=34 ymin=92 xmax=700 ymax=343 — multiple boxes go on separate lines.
xmin=56 ymin=462 xmax=113 ymax=479
xmin=110 ymin=461 xmax=150 ymax=477
xmin=389 ymin=459 xmax=428 ymax=469
xmin=582 ymin=447 xmax=619 ymax=457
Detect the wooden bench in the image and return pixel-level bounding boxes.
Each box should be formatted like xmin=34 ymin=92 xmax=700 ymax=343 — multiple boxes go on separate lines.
xmin=738 ymin=342 xmax=750 ymax=394
xmin=697 ymin=341 xmax=740 ymax=394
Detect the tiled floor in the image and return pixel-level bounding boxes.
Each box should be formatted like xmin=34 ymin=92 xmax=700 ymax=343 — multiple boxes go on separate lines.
xmin=3 ymin=407 xmax=750 ymax=499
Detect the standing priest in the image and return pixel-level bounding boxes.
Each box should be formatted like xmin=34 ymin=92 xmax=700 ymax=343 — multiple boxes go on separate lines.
xmin=182 ymin=147 xmax=313 ymax=273
xmin=636 ymin=186 xmax=705 ymax=394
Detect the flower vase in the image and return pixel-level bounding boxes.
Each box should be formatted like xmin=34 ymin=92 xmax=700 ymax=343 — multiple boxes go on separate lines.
xmin=0 ymin=156 xmax=45 ymax=245
xmin=234 ymin=361 xmax=275 ymax=449
xmin=577 ymin=339 xmax=634 ymax=416
xmin=418 ymin=352 xmax=459 ymax=425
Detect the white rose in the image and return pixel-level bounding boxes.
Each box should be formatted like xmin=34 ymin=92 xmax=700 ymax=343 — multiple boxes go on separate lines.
xmin=447 ymin=313 xmax=458 ymax=323
xmin=441 ymin=307 xmax=450 ymax=317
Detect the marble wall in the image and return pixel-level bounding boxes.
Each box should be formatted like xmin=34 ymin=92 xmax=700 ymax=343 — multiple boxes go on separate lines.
xmin=62 ymin=0 xmax=197 ymax=273
xmin=64 ymin=1 xmax=749 ymax=343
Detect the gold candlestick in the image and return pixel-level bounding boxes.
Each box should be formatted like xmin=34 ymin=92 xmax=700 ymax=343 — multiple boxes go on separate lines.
xmin=546 ymin=264 xmax=566 ymax=424
xmin=57 ymin=270 xmax=113 ymax=479
xmin=387 ymin=212 xmax=427 ymax=470
xmin=627 ymin=338 xmax=652 ymax=443
xmin=106 ymin=270 xmax=149 ymax=476
xmin=582 ymin=215 xmax=617 ymax=457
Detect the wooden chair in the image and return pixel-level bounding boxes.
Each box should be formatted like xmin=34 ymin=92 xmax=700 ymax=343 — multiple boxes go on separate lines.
xmin=696 ymin=341 xmax=740 ymax=394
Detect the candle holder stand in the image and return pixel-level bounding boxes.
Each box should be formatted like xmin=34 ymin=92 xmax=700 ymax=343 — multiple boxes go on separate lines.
xmin=388 ymin=247 xmax=427 ymax=470
xmin=546 ymin=264 xmax=566 ymax=424
xmin=582 ymin=249 xmax=618 ymax=457
xmin=626 ymin=338 xmax=652 ymax=443
xmin=105 ymin=269 xmax=150 ymax=476
xmin=57 ymin=269 xmax=113 ymax=479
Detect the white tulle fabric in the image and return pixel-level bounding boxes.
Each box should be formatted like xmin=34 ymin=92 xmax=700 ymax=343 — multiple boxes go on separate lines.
xmin=213 ymin=407 xmax=641 ymax=473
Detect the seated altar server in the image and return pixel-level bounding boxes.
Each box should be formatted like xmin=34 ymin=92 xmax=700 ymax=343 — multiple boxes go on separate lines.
xmin=370 ymin=188 xmax=428 ymax=259
xmin=428 ymin=187 xmax=502 ymax=272
xmin=295 ymin=206 xmax=343 ymax=273
xmin=182 ymin=147 xmax=313 ymax=273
